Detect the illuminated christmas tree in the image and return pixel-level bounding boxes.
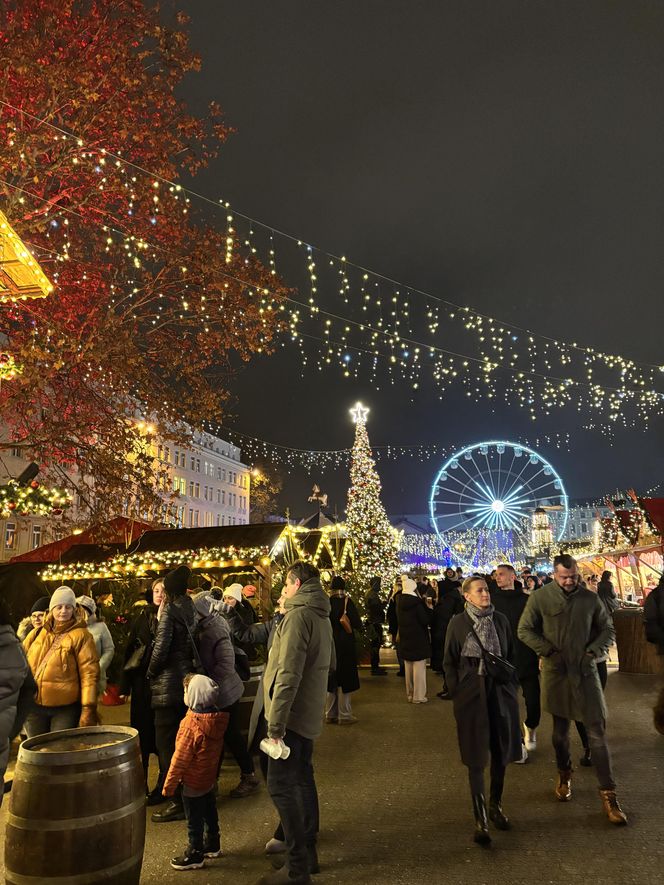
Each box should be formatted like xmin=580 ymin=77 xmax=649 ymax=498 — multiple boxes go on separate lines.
xmin=345 ymin=403 xmax=400 ymax=591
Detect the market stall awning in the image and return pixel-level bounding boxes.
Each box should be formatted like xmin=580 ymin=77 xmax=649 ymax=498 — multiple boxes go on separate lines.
xmin=9 ymin=516 xmax=154 ymax=564
xmin=0 ymin=208 xmax=54 ymax=302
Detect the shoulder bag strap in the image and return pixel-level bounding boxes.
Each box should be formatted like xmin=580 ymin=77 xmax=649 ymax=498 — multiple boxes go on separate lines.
xmin=34 ymin=633 xmax=64 ymax=682
xmin=182 ymin=616 xmax=208 ymax=675
xmin=343 ymin=595 xmax=349 ymax=616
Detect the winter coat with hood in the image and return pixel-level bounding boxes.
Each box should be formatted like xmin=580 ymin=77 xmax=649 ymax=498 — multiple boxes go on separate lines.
xmin=192 ymin=594 xmax=244 ymax=710
xmin=518 ymin=579 xmax=614 ymax=722
xmin=119 ymin=603 xmax=159 ymax=757
xmin=263 ymin=577 xmax=334 ymax=740
xmin=432 ymin=584 xmax=464 ymax=642
xmin=23 ymin=614 xmax=99 ymax=708
xmin=1 ymin=625 xmax=31 ymax=792
xmin=163 ymin=708 xmax=229 ymax=797
xmin=85 ymin=615 xmax=115 ymax=693
xmin=396 ymin=592 xmax=432 ymax=661
xmin=443 ymin=609 xmax=522 ymax=769
xmin=147 ymin=593 xmax=196 ymax=708
xmin=598 ymin=578 xmax=620 ymax=616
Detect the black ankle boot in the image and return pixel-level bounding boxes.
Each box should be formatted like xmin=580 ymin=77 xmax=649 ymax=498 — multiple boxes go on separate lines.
xmin=489 ymin=782 xmax=511 ymax=830
xmin=579 ymin=747 xmax=592 ymax=767
xmin=471 ymin=794 xmax=491 ymax=845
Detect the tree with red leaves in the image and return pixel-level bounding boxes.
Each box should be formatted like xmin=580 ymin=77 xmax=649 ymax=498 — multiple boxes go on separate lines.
xmin=0 ymin=0 xmax=286 ymax=523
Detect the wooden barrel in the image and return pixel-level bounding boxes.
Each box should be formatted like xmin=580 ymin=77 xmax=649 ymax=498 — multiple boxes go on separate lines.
xmin=236 ymin=664 xmax=264 ymax=747
xmin=613 ymin=609 xmax=664 ymax=675
xmin=5 ymin=726 xmax=146 ymax=885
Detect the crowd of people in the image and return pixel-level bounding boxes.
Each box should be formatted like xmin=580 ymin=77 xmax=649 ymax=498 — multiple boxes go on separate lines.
xmin=0 ymin=556 xmax=663 ymax=883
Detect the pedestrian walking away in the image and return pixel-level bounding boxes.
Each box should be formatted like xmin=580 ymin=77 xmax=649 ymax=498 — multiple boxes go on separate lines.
xmin=259 ymin=560 xmax=334 ymax=885
xmin=326 ymin=576 xmax=363 ymax=724
xmin=444 ymin=576 xmax=522 ymax=846
xmin=365 ymin=576 xmax=387 ymax=675
xmin=396 ymin=575 xmax=433 ymax=704
xmin=518 ymin=553 xmax=627 ymax=825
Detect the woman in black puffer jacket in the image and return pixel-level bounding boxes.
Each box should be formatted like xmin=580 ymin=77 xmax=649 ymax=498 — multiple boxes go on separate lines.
xmin=146 ymin=565 xmax=196 ymax=822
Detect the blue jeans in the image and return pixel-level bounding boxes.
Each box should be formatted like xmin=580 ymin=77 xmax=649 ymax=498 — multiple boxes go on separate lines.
xmin=182 ymin=791 xmax=218 ymax=852
xmin=266 ymin=729 xmax=319 ymax=877
xmin=24 ymin=703 xmax=80 ymax=738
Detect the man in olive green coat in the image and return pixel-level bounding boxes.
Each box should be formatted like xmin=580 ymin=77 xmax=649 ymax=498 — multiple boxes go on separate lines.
xmin=260 ymin=560 xmax=334 ymax=885
xmin=518 ymin=553 xmax=627 ymax=825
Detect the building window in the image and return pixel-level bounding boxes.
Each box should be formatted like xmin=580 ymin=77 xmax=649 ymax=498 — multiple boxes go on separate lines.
xmin=217 ymin=467 xmax=222 ymax=480
xmin=193 ymin=510 xmax=199 ymax=527
xmin=222 ymin=490 xmax=225 ymax=505
xmin=216 ymin=514 xmax=220 ymax=526
xmin=173 ymin=476 xmax=180 ymax=492
xmin=5 ymin=522 xmax=17 ymax=549
xmin=164 ymin=446 xmax=170 ymax=463
xmin=196 ymin=458 xmax=201 ymax=473
xmin=217 ymin=489 xmax=221 ymax=503
xmin=581 ymin=522 xmax=588 ymax=534
xmin=32 ymin=525 xmax=42 ymax=549
xmin=10 ymin=446 xmax=21 ymax=458
xmin=188 ymin=508 xmax=194 ymax=527
xmin=194 ymin=482 xmax=200 ymax=499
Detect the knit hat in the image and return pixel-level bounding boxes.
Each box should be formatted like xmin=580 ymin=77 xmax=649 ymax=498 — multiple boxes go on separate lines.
xmin=330 ymin=576 xmax=346 ymax=591
xmin=76 ymin=595 xmax=96 ymax=615
xmin=31 ymin=596 xmax=50 ymax=614
xmin=401 ymin=576 xmax=418 ymax=596
xmin=186 ymin=674 xmax=219 ymax=712
xmin=222 ymin=583 xmax=243 ymax=603
xmin=49 ymin=586 xmax=77 ymax=610
xmin=191 ymin=591 xmax=215 ymax=620
xmin=163 ymin=565 xmax=191 ymax=597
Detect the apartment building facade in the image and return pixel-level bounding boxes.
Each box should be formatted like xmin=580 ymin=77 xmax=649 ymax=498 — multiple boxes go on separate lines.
xmin=0 ymin=429 xmax=251 ymax=561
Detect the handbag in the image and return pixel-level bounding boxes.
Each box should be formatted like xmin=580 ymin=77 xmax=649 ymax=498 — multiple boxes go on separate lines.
xmin=468 ymin=621 xmax=516 ymax=685
xmin=339 ymin=595 xmax=353 ymax=634
xmin=123 ymin=640 xmax=149 ymax=672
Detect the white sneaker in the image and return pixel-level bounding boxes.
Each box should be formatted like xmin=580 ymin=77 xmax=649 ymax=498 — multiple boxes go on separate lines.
xmin=514 ymin=743 xmax=529 ymax=764
xmin=524 ymin=725 xmax=537 ymax=751
xmin=265 ymin=838 xmax=287 ymax=854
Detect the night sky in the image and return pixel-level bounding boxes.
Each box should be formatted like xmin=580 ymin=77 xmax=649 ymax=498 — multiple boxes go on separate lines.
xmin=177 ymin=1 xmax=664 ymax=518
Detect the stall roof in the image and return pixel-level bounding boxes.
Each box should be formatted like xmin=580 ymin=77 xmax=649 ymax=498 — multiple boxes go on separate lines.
xmin=125 ymin=523 xmax=288 ymax=554
xmin=9 ymin=516 xmax=154 ymax=564
xmin=641 ymin=498 xmax=664 ymax=536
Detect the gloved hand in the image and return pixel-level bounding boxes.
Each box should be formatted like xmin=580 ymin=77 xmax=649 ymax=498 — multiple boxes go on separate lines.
xmin=78 ymin=705 xmax=98 ymax=728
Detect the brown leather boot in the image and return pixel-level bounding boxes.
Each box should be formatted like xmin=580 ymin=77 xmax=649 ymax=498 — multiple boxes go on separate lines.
xmin=599 ymin=789 xmax=628 ymax=825
xmin=555 ymin=769 xmax=572 ymax=801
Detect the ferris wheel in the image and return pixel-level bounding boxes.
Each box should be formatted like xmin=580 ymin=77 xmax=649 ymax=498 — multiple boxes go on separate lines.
xmin=429 ymin=441 xmax=569 ymax=570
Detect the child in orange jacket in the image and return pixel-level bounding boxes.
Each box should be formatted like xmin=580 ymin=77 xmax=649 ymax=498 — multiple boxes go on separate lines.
xmin=164 ymin=674 xmax=229 ymax=871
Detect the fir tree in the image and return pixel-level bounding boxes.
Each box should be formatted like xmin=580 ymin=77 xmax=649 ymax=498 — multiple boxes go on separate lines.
xmin=345 ymin=403 xmax=400 ymax=591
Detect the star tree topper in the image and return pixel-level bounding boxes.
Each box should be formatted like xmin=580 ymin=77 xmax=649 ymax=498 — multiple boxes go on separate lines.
xmin=350 ymin=402 xmax=369 ymax=424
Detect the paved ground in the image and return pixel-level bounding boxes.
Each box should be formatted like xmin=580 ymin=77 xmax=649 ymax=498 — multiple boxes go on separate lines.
xmin=2 ymin=660 xmax=663 ymax=884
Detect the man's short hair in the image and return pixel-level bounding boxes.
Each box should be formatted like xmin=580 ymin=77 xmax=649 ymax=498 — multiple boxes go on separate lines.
xmin=553 ymin=553 xmax=577 ymax=571
xmin=497 ymin=563 xmax=516 ymax=574
xmin=288 ymin=560 xmax=319 ymax=585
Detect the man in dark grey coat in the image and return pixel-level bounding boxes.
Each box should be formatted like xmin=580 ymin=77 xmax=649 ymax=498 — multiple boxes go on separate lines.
xmin=259 ymin=560 xmax=333 ymax=885
xmin=518 ymin=553 xmax=627 ymax=825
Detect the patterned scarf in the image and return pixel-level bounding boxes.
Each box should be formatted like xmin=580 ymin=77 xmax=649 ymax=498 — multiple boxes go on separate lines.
xmin=461 ymin=601 xmax=501 ymax=675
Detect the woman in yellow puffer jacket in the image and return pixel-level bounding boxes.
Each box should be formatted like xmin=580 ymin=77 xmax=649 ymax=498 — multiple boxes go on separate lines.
xmin=23 ymin=586 xmax=100 ymax=737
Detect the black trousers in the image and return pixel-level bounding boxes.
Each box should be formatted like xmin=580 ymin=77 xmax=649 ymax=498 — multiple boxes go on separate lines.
xmin=154 ymin=702 xmax=187 ymax=801
xmin=182 ymin=791 xmax=218 ymax=852
xmin=552 ymin=715 xmax=615 ymax=790
xmin=369 ymin=624 xmax=383 ymax=671
xmin=519 ymin=672 xmax=541 ymax=730
xmin=219 ymin=699 xmax=254 ymax=776
xmin=267 ymin=729 xmax=319 ymax=878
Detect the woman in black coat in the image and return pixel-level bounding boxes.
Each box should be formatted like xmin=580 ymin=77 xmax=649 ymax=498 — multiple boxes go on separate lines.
xmin=396 ymin=575 xmax=433 ymax=704
xmin=119 ymin=581 xmax=162 ymax=799
xmin=326 ymin=577 xmax=363 ymax=724
xmin=145 ymin=565 xmax=196 ymax=822
xmin=443 ymin=576 xmax=521 ymax=846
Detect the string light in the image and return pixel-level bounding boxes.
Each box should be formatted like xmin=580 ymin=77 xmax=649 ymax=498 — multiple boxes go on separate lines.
xmin=0 ymin=480 xmax=71 ymax=518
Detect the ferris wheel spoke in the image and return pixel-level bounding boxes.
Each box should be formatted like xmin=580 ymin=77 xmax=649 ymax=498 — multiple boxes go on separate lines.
xmin=439 ymin=469 xmax=494 ymax=503
xmin=442 ymin=514 xmax=483 ymax=534
xmin=520 ymin=476 xmax=564 ymax=499
xmin=481 ymin=451 xmax=498 ymax=499
xmin=498 ymin=449 xmax=517 ymax=500
xmin=451 ymin=460 xmax=495 ymax=502
xmin=498 ymin=458 xmax=538 ymax=503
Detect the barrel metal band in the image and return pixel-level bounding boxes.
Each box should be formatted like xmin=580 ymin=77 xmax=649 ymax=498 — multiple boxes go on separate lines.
xmin=7 ymin=794 xmax=146 ymax=831
xmin=5 ymin=853 xmax=142 ymax=885
xmin=14 ymin=759 xmax=136 ymax=784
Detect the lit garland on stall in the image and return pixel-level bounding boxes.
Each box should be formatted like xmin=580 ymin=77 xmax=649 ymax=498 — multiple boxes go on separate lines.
xmin=2 ymin=97 xmax=663 ymax=426
xmin=0 ymin=480 xmax=71 ymax=518
xmin=0 ymin=352 xmax=22 ymax=381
